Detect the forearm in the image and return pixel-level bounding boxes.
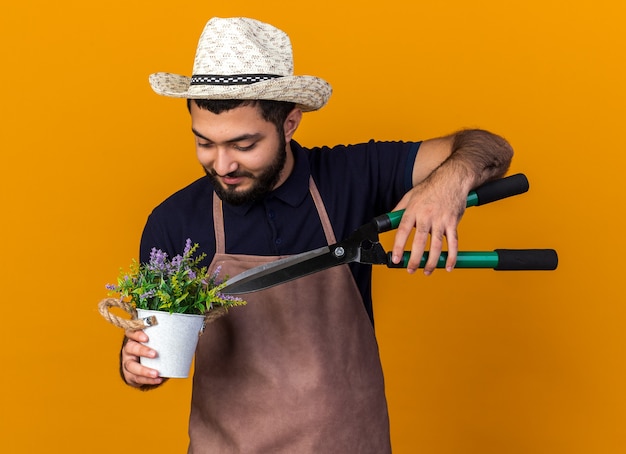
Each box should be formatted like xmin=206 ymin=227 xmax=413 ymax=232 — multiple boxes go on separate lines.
xmin=440 ymin=129 xmax=513 ymax=191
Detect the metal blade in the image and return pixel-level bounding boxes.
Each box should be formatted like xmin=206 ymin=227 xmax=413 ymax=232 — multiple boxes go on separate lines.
xmin=220 ymin=244 xmax=359 ymax=295
xmin=221 ymin=246 xmax=350 ymax=295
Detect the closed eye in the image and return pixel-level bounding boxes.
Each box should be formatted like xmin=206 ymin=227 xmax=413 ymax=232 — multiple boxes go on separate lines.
xmin=233 ymin=143 xmax=256 ymax=152
xmin=191 ymin=128 xmax=262 ymax=152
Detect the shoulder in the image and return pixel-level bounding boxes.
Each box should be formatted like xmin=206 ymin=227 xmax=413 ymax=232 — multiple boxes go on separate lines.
xmin=140 ymin=176 xmax=216 ymax=261
xmin=299 ymin=140 xmax=420 ymax=154
xmin=299 ymin=140 xmax=420 ymax=172
xmin=297 ymin=140 xmax=421 ymax=196
xmin=150 ymin=176 xmax=213 ymax=216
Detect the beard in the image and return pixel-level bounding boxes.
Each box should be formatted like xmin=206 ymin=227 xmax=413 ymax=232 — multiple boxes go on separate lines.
xmin=204 ymin=135 xmax=287 ymax=206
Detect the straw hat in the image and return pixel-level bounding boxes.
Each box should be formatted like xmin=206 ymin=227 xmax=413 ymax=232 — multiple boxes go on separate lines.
xmin=149 ymin=17 xmax=332 ymax=112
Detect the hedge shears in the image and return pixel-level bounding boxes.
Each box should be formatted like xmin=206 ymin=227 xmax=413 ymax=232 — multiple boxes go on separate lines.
xmin=221 ymin=173 xmax=558 ymax=295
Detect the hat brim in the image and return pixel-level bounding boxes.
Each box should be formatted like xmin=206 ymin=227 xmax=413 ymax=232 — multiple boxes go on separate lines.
xmin=149 ymin=72 xmax=331 ymax=112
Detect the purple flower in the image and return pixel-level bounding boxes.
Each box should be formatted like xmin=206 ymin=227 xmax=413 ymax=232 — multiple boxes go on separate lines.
xmin=210 ymin=265 xmax=223 ymax=284
xmin=148 ymin=247 xmax=169 ymax=272
xmin=217 ymin=292 xmax=244 ymax=303
xmin=140 ymin=289 xmax=156 ymax=300
xmin=170 ymin=254 xmax=183 ymax=274
xmin=183 ymin=238 xmax=193 ymax=257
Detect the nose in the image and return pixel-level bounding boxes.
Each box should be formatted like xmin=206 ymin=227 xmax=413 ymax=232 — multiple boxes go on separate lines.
xmin=213 ymin=147 xmax=238 ymax=176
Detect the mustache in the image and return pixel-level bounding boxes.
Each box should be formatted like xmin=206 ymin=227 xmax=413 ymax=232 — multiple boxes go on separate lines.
xmin=205 ymin=168 xmax=255 ymax=179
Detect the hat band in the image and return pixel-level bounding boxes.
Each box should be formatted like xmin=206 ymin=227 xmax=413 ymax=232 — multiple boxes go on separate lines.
xmin=190 ymin=74 xmax=281 ymax=86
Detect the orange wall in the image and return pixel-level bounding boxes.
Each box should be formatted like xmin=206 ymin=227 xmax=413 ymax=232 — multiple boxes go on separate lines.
xmin=2 ymin=1 xmax=625 ymax=453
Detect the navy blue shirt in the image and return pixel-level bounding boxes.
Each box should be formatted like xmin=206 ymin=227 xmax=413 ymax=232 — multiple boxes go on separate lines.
xmin=140 ymin=140 xmax=421 ymax=322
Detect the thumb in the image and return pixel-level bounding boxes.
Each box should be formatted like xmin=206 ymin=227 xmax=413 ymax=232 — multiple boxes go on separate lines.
xmin=392 ymin=192 xmax=411 ymax=212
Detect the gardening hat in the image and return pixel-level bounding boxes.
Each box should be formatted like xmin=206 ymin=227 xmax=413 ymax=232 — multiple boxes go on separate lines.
xmin=149 ymin=17 xmax=332 ymax=112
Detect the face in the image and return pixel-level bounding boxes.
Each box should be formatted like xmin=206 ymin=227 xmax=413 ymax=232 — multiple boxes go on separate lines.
xmin=190 ymin=102 xmax=300 ymax=205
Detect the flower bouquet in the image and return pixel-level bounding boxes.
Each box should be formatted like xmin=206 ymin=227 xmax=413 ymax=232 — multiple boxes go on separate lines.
xmin=98 ymin=239 xmax=246 ymax=377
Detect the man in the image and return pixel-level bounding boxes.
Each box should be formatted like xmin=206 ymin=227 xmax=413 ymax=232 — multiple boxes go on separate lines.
xmin=120 ymin=17 xmax=513 ymax=453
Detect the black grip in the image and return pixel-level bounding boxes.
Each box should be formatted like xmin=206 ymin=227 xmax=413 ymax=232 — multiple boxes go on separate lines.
xmin=473 ymin=173 xmax=529 ymax=206
xmin=494 ymin=249 xmax=558 ymax=270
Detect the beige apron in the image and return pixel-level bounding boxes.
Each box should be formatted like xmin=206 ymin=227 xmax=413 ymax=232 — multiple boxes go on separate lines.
xmin=188 ymin=178 xmax=391 ymax=453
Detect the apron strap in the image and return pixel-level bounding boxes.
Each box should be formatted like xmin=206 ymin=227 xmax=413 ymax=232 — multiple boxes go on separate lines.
xmin=308 ymin=176 xmax=337 ymax=245
xmin=212 ymin=175 xmax=337 ymax=254
xmin=213 ymin=194 xmax=226 ymax=254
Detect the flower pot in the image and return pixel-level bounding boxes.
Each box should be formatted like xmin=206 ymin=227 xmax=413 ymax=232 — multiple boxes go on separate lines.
xmin=136 ymin=309 xmax=205 ymax=378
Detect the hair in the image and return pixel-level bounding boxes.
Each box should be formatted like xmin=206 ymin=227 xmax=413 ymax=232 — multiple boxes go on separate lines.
xmin=187 ymin=99 xmax=296 ymax=133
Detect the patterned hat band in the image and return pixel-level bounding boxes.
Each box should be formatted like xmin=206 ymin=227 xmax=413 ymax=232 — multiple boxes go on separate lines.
xmin=190 ymin=74 xmax=282 ymax=86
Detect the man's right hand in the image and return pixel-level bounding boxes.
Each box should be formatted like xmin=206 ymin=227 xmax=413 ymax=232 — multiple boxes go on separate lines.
xmin=120 ymin=329 xmax=165 ymax=388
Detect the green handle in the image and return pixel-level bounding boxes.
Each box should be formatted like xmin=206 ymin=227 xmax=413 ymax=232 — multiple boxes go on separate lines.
xmin=388 ymin=249 xmax=558 ymax=270
xmin=374 ymin=173 xmax=529 ymax=232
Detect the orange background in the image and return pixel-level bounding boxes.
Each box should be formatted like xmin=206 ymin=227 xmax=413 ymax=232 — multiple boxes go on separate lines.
xmin=2 ymin=1 xmax=625 ymax=452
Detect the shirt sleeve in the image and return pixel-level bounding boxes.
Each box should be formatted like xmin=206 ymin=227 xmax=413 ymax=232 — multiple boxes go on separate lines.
xmin=307 ymin=140 xmax=422 ymax=233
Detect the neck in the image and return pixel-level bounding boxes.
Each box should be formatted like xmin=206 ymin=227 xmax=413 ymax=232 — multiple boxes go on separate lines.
xmin=273 ymin=141 xmax=295 ymax=190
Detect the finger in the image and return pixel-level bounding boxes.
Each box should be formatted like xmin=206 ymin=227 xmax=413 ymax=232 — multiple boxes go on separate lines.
xmin=123 ymin=358 xmax=163 ymax=385
xmin=124 ymin=328 xmax=149 ymax=343
xmin=422 ymin=228 xmax=445 ymax=275
xmin=124 ymin=338 xmax=158 ymax=361
xmin=444 ymin=227 xmax=459 ymax=272
xmin=405 ymin=220 xmax=430 ymax=273
xmin=121 ymin=344 xmax=162 ymax=385
xmin=391 ymin=215 xmax=419 ymax=264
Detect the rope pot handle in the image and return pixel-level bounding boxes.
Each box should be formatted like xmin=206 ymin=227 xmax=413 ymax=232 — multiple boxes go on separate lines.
xmin=98 ymin=298 xmax=229 ymax=331
xmin=98 ymin=298 xmax=155 ymax=330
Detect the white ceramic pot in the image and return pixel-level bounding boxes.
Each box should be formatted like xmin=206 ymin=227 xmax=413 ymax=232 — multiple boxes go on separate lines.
xmin=136 ymin=309 xmax=205 ymax=378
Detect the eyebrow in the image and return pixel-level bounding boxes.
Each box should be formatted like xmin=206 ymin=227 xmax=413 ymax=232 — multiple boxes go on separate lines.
xmin=191 ymin=128 xmax=263 ymax=144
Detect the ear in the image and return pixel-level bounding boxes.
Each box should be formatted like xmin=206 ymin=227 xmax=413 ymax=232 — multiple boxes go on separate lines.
xmin=283 ymin=108 xmax=303 ymax=141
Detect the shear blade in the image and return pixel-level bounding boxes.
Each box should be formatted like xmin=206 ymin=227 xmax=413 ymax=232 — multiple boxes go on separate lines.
xmin=221 ymin=246 xmax=348 ymax=295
